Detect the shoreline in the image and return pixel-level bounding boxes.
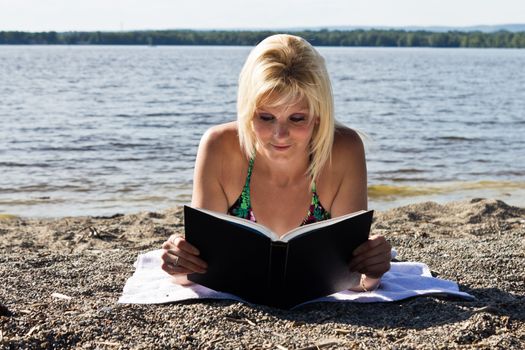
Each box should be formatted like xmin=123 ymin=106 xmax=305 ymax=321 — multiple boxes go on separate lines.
xmin=1 ymin=198 xmax=524 ymax=348
xmin=1 ymin=180 xmax=524 ymax=219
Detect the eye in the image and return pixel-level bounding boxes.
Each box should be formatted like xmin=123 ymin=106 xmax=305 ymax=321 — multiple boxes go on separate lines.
xmin=289 ymin=114 xmax=307 ymax=123
xmin=257 ymin=113 xmax=274 ymax=122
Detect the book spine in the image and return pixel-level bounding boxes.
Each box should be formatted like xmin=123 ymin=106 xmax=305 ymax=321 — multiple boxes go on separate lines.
xmin=267 ymin=241 xmax=288 ymax=307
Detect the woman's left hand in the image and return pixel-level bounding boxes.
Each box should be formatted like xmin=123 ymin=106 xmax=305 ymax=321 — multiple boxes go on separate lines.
xmin=349 ymin=234 xmax=391 ymax=279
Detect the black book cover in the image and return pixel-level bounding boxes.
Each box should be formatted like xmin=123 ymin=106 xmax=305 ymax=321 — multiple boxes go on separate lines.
xmin=184 ymin=205 xmax=373 ymax=308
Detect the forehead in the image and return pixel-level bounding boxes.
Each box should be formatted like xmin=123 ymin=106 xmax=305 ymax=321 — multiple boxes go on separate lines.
xmin=257 ymin=96 xmax=310 ymax=114
xmin=257 ymin=88 xmax=309 ymax=107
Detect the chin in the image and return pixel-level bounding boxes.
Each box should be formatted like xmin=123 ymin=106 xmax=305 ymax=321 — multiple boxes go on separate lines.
xmin=258 ymin=144 xmax=307 ymax=160
xmin=269 ymin=149 xmax=301 ymax=162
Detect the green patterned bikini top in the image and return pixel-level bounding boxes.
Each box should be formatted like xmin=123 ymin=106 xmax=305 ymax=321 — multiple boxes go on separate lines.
xmin=227 ymin=157 xmax=331 ymax=225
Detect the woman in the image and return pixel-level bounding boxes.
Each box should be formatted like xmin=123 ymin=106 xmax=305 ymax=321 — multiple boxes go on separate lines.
xmin=161 ymin=34 xmax=391 ymax=292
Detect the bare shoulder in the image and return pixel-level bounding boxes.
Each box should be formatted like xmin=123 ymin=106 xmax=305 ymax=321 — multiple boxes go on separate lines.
xmin=197 ymin=121 xmax=245 ymax=180
xmin=318 ymin=125 xmax=367 ymax=214
xmin=332 ymin=125 xmax=366 ymax=166
xmin=192 ymin=121 xmax=246 ymax=211
xmin=199 ymin=121 xmax=240 ymax=155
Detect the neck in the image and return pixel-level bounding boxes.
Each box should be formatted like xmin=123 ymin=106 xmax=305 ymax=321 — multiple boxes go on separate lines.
xmin=252 ymin=152 xmax=310 ymax=187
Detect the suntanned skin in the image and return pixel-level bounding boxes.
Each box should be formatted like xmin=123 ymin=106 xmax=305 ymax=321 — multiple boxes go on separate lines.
xmin=161 ymin=101 xmax=391 ymax=290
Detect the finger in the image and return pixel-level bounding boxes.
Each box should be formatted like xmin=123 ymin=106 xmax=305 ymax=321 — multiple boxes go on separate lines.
xmin=161 ymin=248 xmax=206 ymax=274
xmin=162 ymin=240 xmax=173 ymax=250
xmin=358 ymin=261 xmax=391 ymax=279
xmin=162 ymin=251 xmax=203 ymax=275
xmin=169 ymin=247 xmax=208 ymax=270
xmin=350 ymin=252 xmax=392 ymax=273
xmin=162 ymin=261 xmax=193 ymax=275
xmin=166 ymin=245 xmax=208 ymax=272
xmin=174 ymin=254 xmax=208 ymax=274
xmin=353 ymin=235 xmax=389 ymax=256
xmin=162 ymin=237 xmax=205 ymax=270
xmin=168 ymin=233 xmax=180 ymax=242
xmin=348 ymin=251 xmax=391 ymax=271
xmin=353 ymin=242 xmax=392 ymax=259
xmin=161 ymin=248 xmax=181 ymax=266
xmin=350 ymin=249 xmax=391 ymax=271
xmin=170 ymin=236 xmax=200 ymax=256
xmin=350 ymin=244 xmax=391 ymax=269
xmin=162 ymin=236 xmax=183 ymax=251
xmin=161 ymin=250 xmax=192 ymax=274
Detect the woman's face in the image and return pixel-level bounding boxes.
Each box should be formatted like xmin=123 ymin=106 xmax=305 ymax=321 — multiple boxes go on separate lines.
xmin=252 ymin=99 xmax=318 ymax=162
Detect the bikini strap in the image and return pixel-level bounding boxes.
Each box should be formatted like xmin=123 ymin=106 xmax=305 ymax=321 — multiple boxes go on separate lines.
xmin=238 ymin=157 xmax=254 ymax=210
xmin=311 ymin=181 xmax=319 ymax=203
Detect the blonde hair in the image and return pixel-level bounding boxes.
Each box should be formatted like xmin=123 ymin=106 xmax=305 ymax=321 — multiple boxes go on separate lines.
xmin=237 ymin=34 xmax=335 ymax=185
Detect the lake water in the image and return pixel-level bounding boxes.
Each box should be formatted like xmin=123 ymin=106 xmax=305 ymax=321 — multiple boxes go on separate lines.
xmin=1 ymin=45 xmax=524 ymax=217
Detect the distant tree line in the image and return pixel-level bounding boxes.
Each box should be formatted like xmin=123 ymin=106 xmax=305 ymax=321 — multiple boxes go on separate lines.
xmin=1 ymin=29 xmax=525 ymax=48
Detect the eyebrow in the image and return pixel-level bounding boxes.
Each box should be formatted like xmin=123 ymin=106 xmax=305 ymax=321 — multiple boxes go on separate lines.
xmin=256 ymin=109 xmax=310 ymax=116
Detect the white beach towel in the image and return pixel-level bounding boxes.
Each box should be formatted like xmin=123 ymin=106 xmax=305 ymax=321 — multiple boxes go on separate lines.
xmin=118 ymin=249 xmax=475 ymax=307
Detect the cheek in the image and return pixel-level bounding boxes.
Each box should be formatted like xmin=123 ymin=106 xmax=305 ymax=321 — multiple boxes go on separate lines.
xmin=252 ymin=122 xmax=272 ymax=140
xmin=293 ymin=125 xmax=316 ymax=141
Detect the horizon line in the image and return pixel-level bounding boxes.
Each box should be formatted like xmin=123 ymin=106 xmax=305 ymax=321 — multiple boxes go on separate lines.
xmin=2 ymin=23 xmax=525 ymax=33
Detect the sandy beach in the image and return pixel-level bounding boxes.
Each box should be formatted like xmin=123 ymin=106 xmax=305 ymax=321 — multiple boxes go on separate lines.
xmin=1 ymin=198 xmax=524 ymax=349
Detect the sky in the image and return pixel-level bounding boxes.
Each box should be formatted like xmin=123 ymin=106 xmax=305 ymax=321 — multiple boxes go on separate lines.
xmin=1 ymin=0 xmax=524 ymax=32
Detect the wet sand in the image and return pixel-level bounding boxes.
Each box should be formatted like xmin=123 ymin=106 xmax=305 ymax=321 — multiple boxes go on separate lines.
xmin=1 ymin=198 xmax=524 ymax=349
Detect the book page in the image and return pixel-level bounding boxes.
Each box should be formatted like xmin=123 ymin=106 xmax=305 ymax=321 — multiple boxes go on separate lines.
xmin=279 ymin=210 xmax=368 ymax=242
xmin=189 ymin=207 xmax=371 ymax=243
xmin=192 ymin=207 xmax=281 ymax=241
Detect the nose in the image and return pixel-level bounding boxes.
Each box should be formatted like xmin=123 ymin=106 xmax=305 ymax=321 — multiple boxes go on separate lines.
xmin=274 ymin=121 xmax=289 ymax=138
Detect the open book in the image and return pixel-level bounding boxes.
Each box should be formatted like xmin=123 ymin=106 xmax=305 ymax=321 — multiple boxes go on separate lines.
xmin=184 ymin=206 xmax=373 ymax=309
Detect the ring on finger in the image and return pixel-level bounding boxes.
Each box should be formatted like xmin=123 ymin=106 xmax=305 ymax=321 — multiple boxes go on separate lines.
xmin=172 ymin=255 xmax=179 ymax=268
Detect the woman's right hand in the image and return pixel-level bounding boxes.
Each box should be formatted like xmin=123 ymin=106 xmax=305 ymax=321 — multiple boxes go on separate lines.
xmin=161 ymin=235 xmax=208 ymax=278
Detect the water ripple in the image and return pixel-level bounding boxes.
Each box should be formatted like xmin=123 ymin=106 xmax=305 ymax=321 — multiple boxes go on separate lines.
xmin=1 ymin=46 xmax=524 ymax=217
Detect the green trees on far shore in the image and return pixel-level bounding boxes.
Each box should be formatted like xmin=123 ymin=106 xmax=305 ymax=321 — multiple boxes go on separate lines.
xmin=1 ymin=29 xmax=525 ymax=48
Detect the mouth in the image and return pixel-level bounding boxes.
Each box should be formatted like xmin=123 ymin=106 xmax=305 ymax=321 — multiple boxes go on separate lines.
xmin=271 ymin=144 xmax=291 ymax=151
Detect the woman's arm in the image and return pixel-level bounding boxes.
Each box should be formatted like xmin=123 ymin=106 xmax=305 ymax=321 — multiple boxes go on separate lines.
xmin=161 ymin=124 xmax=233 ymax=280
xmin=329 ymin=128 xmax=368 ymax=217
xmin=329 ymin=128 xmax=391 ymax=291
xmin=191 ymin=125 xmax=231 ymax=211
